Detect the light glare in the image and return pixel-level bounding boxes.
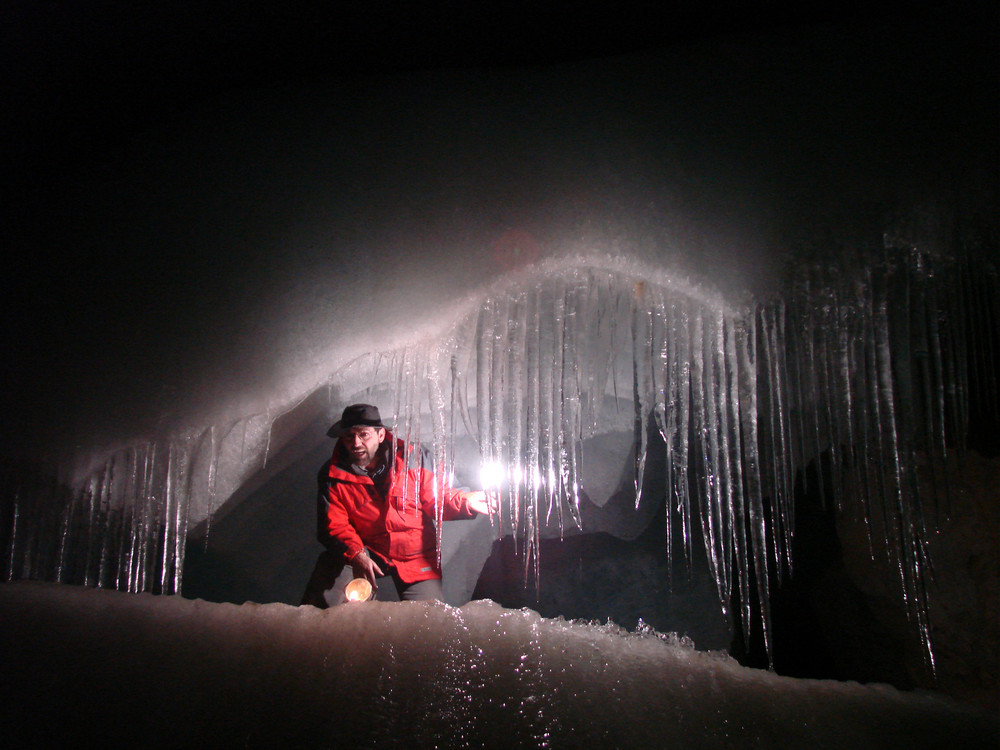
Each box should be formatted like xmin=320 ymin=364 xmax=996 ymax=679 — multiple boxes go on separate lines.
xmin=480 ymin=460 xmax=504 ymax=489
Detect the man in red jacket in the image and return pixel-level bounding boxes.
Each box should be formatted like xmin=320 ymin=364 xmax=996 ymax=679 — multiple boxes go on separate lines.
xmin=301 ymin=403 xmax=495 ymax=606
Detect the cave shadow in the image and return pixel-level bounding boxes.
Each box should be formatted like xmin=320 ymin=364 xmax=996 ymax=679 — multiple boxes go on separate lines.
xmin=729 ymin=449 xmax=917 ymax=687
xmin=181 ymin=425 xmax=331 ymax=606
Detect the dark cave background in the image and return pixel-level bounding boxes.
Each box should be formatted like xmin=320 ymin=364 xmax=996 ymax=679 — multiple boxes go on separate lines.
xmin=4 ymin=0 xmax=997 ymax=714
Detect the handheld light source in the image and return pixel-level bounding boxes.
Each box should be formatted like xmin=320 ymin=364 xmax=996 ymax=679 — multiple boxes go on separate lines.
xmin=479 ymin=460 xmax=504 ymax=491
xmin=344 ymin=577 xmax=374 ymax=603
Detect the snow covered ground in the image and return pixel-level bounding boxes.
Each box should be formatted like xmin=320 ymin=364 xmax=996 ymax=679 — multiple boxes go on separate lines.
xmin=1 ymin=581 xmax=994 ymax=749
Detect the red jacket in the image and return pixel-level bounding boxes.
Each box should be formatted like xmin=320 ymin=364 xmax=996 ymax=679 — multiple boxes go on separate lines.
xmin=323 ymin=433 xmax=476 ymax=583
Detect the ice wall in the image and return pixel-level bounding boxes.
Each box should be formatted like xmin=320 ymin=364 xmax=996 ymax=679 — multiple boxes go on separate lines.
xmin=4 ymin=248 xmax=996 ymax=673
xmin=1 ymin=581 xmax=994 ymax=749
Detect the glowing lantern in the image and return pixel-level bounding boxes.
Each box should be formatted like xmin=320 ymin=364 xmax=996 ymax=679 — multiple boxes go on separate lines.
xmin=344 ymin=578 xmax=374 ymax=603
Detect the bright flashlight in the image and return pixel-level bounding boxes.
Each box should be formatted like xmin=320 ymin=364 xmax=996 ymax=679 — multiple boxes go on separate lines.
xmin=480 ymin=460 xmax=504 ymax=490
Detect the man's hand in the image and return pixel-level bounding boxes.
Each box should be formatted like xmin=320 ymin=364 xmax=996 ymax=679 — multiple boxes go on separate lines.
xmin=351 ymin=550 xmax=384 ymax=586
xmin=466 ymin=489 xmax=499 ymax=516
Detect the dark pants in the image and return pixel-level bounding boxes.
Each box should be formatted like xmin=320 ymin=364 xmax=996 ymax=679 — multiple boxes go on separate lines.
xmin=300 ymin=550 xmax=444 ymax=607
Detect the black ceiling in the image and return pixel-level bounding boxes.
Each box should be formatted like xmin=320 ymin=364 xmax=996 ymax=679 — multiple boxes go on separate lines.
xmin=3 ymin=2 xmax=995 ymax=213
xmin=2 ymin=2 xmax=936 ymax=170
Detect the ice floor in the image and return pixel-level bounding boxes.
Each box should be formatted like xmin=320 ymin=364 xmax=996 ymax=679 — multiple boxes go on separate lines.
xmin=0 ymin=581 xmax=994 ymax=749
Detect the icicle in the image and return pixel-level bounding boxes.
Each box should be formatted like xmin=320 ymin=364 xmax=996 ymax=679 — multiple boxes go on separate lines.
xmin=801 ymin=277 xmax=827 ymax=506
xmin=549 ymin=283 xmax=567 ymax=531
xmin=631 ymin=282 xmax=652 ymax=509
xmin=54 ymin=479 xmax=73 ymax=584
xmin=507 ymin=291 xmax=527 ymax=538
xmin=82 ymin=471 xmax=101 ymax=587
xmin=862 ymin=270 xmax=891 ymax=559
xmin=923 ymin=268 xmax=950 ymax=515
xmin=95 ymin=459 xmax=114 ymax=588
xmin=5 ymin=487 xmax=20 ymax=581
xmin=159 ymin=444 xmax=175 ymax=593
xmin=737 ymin=312 xmax=772 ymax=664
xmin=490 ymin=295 xmax=508 ymax=477
xmin=539 ymin=286 xmax=558 ymax=529
xmin=821 ymin=279 xmax=843 ymax=509
xmin=561 ymin=281 xmax=583 ymax=529
xmin=650 ymin=289 xmax=672 ymax=574
xmin=413 ymin=352 xmax=427 ymax=505
xmin=840 ymin=280 xmax=873 ymax=551
xmin=523 ymin=286 xmax=541 ymax=583
xmin=874 ymin=273 xmax=915 ymax=623
xmin=911 ymin=259 xmax=945 ymax=516
xmin=203 ymin=425 xmax=219 ymax=550
xmin=136 ymin=443 xmax=156 ymax=593
xmin=670 ymin=298 xmax=693 ymax=573
xmin=763 ymin=301 xmax=795 ymax=577
xmin=710 ymin=309 xmax=734 ymax=614
xmin=115 ymin=448 xmax=136 ymax=590
xmin=173 ymin=439 xmax=195 ymax=594
xmin=427 ymin=348 xmax=450 ymax=569
xmin=261 ymin=410 xmax=273 ymax=469
xmin=475 ymin=305 xmax=494 ymax=459
xmin=691 ymin=307 xmax=727 ymax=616
xmin=723 ymin=313 xmax=751 ymax=650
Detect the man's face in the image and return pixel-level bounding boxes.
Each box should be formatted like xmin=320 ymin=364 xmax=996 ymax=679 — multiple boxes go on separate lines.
xmin=342 ymin=426 xmax=386 ymax=468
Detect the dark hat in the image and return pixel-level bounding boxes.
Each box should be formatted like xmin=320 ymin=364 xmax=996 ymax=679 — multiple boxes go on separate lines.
xmin=327 ymin=404 xmax=386 ymax=437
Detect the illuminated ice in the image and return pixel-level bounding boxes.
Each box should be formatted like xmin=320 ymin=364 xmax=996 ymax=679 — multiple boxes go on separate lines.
xmin=4 ymin=250 xmax=994 ymax=676
xmin=1 ymin=582 xmax=995 ymax=749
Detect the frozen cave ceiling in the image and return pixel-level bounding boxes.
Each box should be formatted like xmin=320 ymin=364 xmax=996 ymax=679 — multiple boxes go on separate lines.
xmin=2 ymin=3 xmax=995 ymax=461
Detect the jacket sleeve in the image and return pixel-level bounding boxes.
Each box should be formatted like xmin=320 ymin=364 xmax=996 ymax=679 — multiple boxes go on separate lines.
xmin=444 ymin=488 xmax=477 ymax=520
xmin=323 ymin=480 xmax=366 ymax=562
xmin=423 ymin=471 xmax=476 ymax=521
xmin=315 ymin=464 xmax=346 ymax=554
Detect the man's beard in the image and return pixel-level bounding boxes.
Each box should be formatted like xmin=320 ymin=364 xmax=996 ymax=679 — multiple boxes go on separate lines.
xmin=351 ymin=442 xmax=384 ymax=473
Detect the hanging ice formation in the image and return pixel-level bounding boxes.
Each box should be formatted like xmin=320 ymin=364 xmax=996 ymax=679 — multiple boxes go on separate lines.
xmin=2 ymin=249 xmax=997 ymax=669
